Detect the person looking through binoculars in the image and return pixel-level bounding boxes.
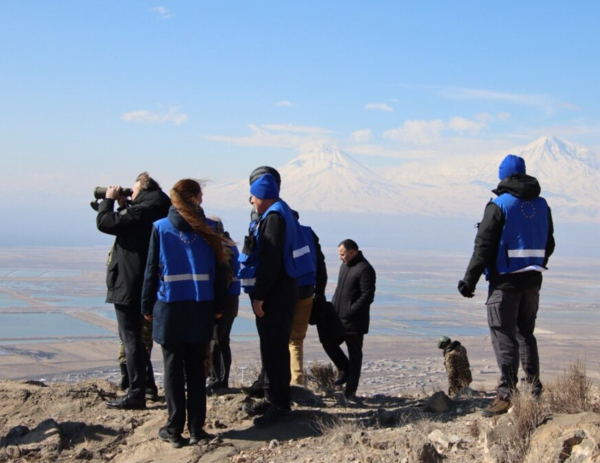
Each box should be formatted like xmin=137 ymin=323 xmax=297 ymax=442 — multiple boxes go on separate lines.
xmin=95 ymin=172 xmax=171 ymax=410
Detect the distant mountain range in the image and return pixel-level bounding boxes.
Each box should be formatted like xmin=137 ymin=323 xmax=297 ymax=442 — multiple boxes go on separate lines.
xmin=206 ymin=136 xmax=600 ymax=224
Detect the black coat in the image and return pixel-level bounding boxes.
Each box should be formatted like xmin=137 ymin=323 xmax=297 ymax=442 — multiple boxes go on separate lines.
xmin=332 ymin=251 xmax=376 ymax=335
xmin=96 ymin=188 xmax=171 ymax=307
xmin=462 ymin=174 xmax=555 ymax=292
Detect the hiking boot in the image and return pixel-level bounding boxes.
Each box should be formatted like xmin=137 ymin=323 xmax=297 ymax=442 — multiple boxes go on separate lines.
xmin=189 ymin=429 xmax=214 ymax=445
xmin=334 ymin=371 xmax=348 ymax=386
xmin=105 ymin=396 xmax=146 ymax=410
xmin=241 ymin=381 xmax=265 ymax=399
xmin=242 ymin=399 xmax=271 ymax=417
xmin=158 ymin=426 xmax=186 ymax=448
xmin=481 ymin=397 xmax=511 ymax=417
xmin=253 ymin=404 xmax=292 ymax=427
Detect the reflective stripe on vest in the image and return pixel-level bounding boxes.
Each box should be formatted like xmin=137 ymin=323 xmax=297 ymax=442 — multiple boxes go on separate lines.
xmin=154 ymin=217 xmax=215 ymax=302
xmin=293 ymin=245 xmax=310 ymax=259
xmin=507 ymin=249 xmax=545 ymax=258
xmin=298 ymin=225 xmax=317 ymax=288
xmin=163 ymin=273 xmax=210 ymax=282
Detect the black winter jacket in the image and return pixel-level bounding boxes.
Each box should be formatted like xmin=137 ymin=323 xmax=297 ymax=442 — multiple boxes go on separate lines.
xmin=332 ymin=251 xmax=376 ymax=335
xmin=462 ymin=174 xmax=555 ymax=292
xmin=96 ymin=188 xmax=171 ymax=307
xmin=253 ymin=212 xmax=296 ymax=302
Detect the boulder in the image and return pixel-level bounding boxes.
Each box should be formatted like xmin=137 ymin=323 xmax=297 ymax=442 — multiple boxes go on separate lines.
xmin=418 ymin=442 xmax=443 ymax=463
xmin=524 ymin=412 xmax=600 ymax=463
xmin=376 ymin=408 xmax=398 ymax=426
xmin=423 ymin=392 xmax=453 ymax=414
xmin=428 ymin=429 xmax=462 ymax=452
xmin=478 ymin=416 xmax=513 ymax=463
xmin=290 ymin=386 xmax=326 ymax=407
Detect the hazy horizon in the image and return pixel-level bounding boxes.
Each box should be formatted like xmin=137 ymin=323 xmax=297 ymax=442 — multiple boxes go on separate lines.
xmin=2 ymin=2 xmax=600 ymax=254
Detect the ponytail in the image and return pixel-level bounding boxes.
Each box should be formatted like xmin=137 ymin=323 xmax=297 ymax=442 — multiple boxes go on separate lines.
xmin=170 ymin=179 xmax=233 ymax=262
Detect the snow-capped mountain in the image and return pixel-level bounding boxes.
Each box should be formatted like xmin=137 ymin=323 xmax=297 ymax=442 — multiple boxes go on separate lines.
xmin=510 ymin=137 xmax=600 ymax=222
xmin=206 ymin=137 xmax=600 ymax=223
xmin=387 ymin=136 xmax=600 ymax=223
xmin=207 ymin=144 xmax=413 ymax=214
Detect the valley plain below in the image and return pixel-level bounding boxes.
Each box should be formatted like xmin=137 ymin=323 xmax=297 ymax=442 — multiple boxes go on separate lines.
xmin=0 ymin=246 xmax=598 ymax=394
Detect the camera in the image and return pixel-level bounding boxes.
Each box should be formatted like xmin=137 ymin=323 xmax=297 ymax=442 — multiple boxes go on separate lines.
xmin=94 ymin=186 xmax=133 ymax=199
xmin=91 ymin=186 xmax=133 ymax=211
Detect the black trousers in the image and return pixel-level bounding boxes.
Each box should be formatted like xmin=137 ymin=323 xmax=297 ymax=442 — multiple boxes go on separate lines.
xmin=161 ymin=342 xmax=207 ymax=436
xmin=254 ymin=285 xmax=297 ymax=409
xmin=209 ymin=315 xmax=235 ymax=388
xmin=114 ymin=304 xmax=150 ymax=402
xmin=486 ymin=286 xmax=542 ymax=400
xmin=323 ymin=333 xmax=364 ymax=395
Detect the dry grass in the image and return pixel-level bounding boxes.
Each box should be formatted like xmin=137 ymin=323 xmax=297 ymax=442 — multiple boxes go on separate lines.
xmin=230 ymin=361 xmax=263 ymax=388
xmin=545 ymin=359 xmax=596 ymax=414
xmin=496 ymin=360 xmax=598 ymax=463
xmin=306 ymin=361 xmax=337 ymax=392
xmin=315 ymin=415 xmax=371 ymax=463
xmin=502 ymin=390 xmax=548 ymax=463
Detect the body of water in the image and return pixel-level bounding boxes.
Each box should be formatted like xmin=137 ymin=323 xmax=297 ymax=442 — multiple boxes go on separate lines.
xmin=0 ymin=313 xmax=113 ymax=340
xmin=1 ymin=255 xmax=599 ymax=346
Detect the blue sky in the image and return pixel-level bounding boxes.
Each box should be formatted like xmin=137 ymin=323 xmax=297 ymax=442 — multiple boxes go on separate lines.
xmin=1 ymin=1 xmax=599 ymax=245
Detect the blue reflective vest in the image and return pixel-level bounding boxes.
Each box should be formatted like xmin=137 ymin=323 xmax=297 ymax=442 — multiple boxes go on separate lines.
xmin=492 ymin=194 xmax=550 ymax=275
xmin=298 ymin=225 xmax=317 ymax=287
xmin=238 ymin=200 xmax=314 ymax=293
xmin=154 ymin=218 xmax=215 ymax=302
xmin=238 ymin=219 xmax=259 ymax=293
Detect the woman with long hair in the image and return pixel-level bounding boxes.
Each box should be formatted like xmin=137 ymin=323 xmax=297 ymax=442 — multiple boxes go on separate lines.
xmin=141 ymin=179 xmax=232 ymax=448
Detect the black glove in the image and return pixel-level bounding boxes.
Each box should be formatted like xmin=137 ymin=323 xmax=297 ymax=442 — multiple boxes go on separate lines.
xmin=457 ymin=280 xmax=474 ymax=298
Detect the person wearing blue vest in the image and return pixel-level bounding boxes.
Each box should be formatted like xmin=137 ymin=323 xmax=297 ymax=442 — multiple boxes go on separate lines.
xmin=207 ymin=218 xmax=241 ymax=394
xmin=458 ymin=154 xmax=555 ymax=417
xmin=289 ymin=212 xmax=328 ymax=386
xmin=141 ymin=179 xmax=230 ymax=448
xmin=239 ymin=171 xmax=314 ymax=427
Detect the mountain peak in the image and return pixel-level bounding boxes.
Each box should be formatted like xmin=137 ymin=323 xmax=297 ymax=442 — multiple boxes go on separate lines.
xmin=285 ymin=143 xmax=351 ymax=170
xmin=519 ymin=135 xmax=599 ymax=169
xmin=207 ymin=137 xmax=600 ymax=222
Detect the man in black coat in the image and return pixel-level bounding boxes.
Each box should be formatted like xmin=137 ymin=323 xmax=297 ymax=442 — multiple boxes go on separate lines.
xmin=96 ymin=172 xmax=171 ymax=410
xmin=324 ymin=239 xmax=376 ymax=400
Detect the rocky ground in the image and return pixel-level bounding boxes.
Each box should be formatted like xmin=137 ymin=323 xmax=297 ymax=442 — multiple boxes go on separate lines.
xmin=1 ymin=373 xmax=599 ymax=463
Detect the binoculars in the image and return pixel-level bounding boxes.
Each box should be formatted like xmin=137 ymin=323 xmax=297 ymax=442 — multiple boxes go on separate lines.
xmin=93 ymin=186 xmax=133 ymax=199
xmin=90 ymin=186 xmax=133 ymax=211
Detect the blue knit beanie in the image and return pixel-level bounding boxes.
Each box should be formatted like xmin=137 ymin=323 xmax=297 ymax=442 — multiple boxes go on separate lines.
xmin=499 ymin=154 xmax=526 ymax=180
xmin=250 ymin=173 xmax=280 ymax=199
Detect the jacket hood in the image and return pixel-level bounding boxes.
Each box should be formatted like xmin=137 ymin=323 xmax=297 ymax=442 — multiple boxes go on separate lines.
xmin=134 ymin=188 xmax=171 ymax=210
xmin=167 ymin=206 xmax=194 ymax=232
xmin=493 ymin=174 xmax=541 ymax=200
xmin=445 ymin=340 xmax=462 ymax=352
